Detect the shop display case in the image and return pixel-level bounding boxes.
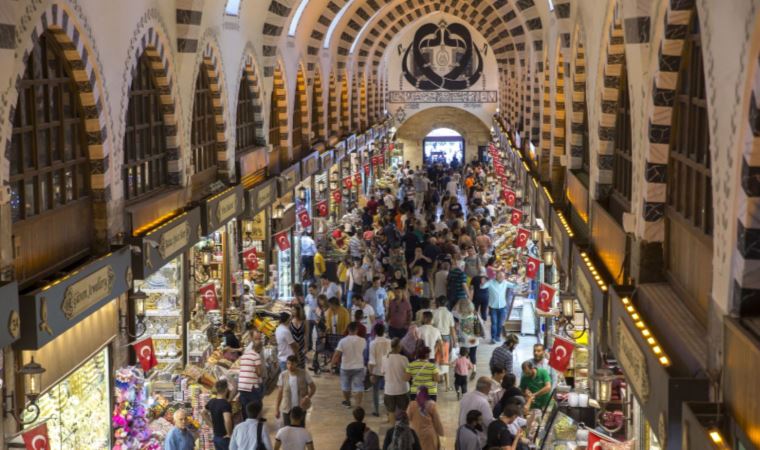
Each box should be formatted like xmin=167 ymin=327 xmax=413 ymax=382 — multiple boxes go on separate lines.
xmin=275 ymin=235 xmax=294 ymax=300
xmin=539 ymin=410 xmax=581 ymax=450
xmin=24 ymin=348 xmax=111 ymax=450
xmin=136 ymin=257 xmax=184 ymax=365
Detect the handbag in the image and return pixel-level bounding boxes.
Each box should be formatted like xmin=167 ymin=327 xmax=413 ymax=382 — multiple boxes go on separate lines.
xmin=473 ymin=316 xmax=485 ymax=338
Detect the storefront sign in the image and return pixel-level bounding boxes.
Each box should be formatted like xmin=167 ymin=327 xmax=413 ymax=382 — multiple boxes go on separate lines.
xmin=335 ymin=141 xmax=346 ymax=161
xmin=301 ymin=151 xmax=320 ymax=178
xmin=131 ymin=207 xmax=203 ymax=279
xmin=62 ymin=265 xmax=115 ymax=320
xmin=320 ymin=150 xmax=334 ymax=170
xmin=617 ymin=318 xmax=650 ymax=401
xmin=203 ymin=184 xmax=244 ymax=233
xmin=347 ymin=134 xmax=357 ymax=151
xmin=249 ymin=210 xmax=267 ymax=240
xmin=279 ymin=162 xmax=301 ymax=196
xmin=575 ymin=265 xmax=593 ymax=318
xmin=18 ymin=247 xmax=132 ymax=349
xmin=552 ymin=217 xmax=564 ymax=267
xmin=0 ymin=282 xmax=21 ymax=348
xmin=247 ymin=177 xmax=278 ymax=213
xmin=357 ymin=134 xmax=366 ymax=150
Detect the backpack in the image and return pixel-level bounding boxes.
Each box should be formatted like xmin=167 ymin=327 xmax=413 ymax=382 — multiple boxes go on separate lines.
xmin=363 ymin=428 xmax=380 ymax=450
xmin=387 ymin=425 xmax=416 ymax=450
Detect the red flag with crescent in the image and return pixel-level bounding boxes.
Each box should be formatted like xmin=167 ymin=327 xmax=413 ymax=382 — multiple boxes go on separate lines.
xmin=22 ymin=423 xmax=50 ymax=450
xmin=132 ymin=337 xmax=158 ymax=372
xmin=200 ymin=283 xmax=219 ymax=310
xmin=587 ymin=430 xmax=617 ymax=450
xmin=298 ymin=209 xmax=312 ymax=228
xmin=342 ymin=177 xmax=353 ymax=189
xmin=503 ymin=189 xmax=516 ymax=207
xmin=549 ymin=336 xmax=575 ymax=372
xmin=354 ymin=172 xmax=362 ymax=185
xmin=526 ymin=256 xmax=541 ymax=280
xmin=332 ymin=189 xmax=343 ymax=203
xmin=488 ymin=142 xmax=496 ymax=155
xmin=364 ymin=163 xmax=370 ymax=175
xmin=513 ymin=227 xmax=530 ymax=248
xmin=243 ymin=247 xmax=259 ymax=270
xmin=510 ymin=209 xmax=523 ymax=226
xmin=316 ymin=200 xmax=329 ymax=217
xmin=537 ymin=283 xmax=556 ymax=312
xmin=275 ymin=231 xmax=291 ymax=251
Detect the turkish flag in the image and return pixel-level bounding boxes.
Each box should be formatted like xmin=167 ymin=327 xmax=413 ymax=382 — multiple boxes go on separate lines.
xmin=132 ymin=338 xmax=158 ymax=372
xmin=243 ymin=247 xmax=259 ymax=270
xmin=549 ymin=336 xmax=575 ymax=372
xmin=488 ymin=143 xmax=496 ymax=155
xmin=389 ymin=143 xmax=395 ymax=151
xmin=587 ymin=430 xmax=617 ymax=450
xmin=354 ymin=172 xmax=362 ymax=185
xmin=364 ymin=163 xmax=370 ymax=175
xmin=298 ymin=209 xmax=312 ymax=228
xmin=510 ymin=209 xmax=523 ymax=225
xmin=342 ymin=177 xmax=353 ymax=189
xmin=332 ymin=189 xmax=343 ymax=203
xmin=526 ymin=256 xmax=541 ymax=280
xmin=513 ymin=227 xmax=530 ymax=248
xmin=503 ymin=189 xmax=516 ymax=207
xmin=275 ymin=231 xmax=291 ymax=251
xmin=22 ymin=423 xmax=50 ymax=450
xmin=200 ymin=283 xmax=219 ymax=310
xmin=316 ymin=200 xmax=329 ymax=217
xmin=537 ymin=283 xmax=556 ymax=312
xmin=373 ymin=156 xmax=381 ymax=166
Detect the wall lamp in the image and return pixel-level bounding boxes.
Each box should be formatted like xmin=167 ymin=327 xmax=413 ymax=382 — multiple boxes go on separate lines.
xmin=3 ymin=357 xmax=46 ymax=426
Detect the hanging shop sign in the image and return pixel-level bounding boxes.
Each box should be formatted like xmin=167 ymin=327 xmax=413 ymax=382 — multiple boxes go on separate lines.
xmin=571 ymin=246 xmax=607 ymax=348
xmin=17 ymin=247 xmax=132 ymax=349
xmin=202 ymin=184 xmax=244 ymax=234
xmin=608 ymin=286 xmax=710 ymax=450
xmin=357 ymin=134 xmax=366 ymax=151
xmin=0 ymin=282 xmax=21 ymax=349
xmin=550 ymin=206 xmax=573 ymax=272
xmin=301 ymin=151 xmax=321 ymax=178
xmin=347 ymin=134 xmax=357 ymax=152
xmin=247 ymin=177 xmax=278 ymax=214
xmin=129 ymin=207 xmax=203 ymax=279
xmin=537 ymin=184 xmax=552 ymax=223
xmin=335 ymin=141 xmax=347 ymax=161
xmin=320 ymin=150 xmax=335 ymax=171
xmin=279 ymin=162 xmax=302 ymax=196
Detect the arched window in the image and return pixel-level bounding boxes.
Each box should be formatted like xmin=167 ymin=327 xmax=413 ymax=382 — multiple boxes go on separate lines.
xmin=10 ymin=33 xmax=89 ymax=222
xmin=124 ymin=52 xmax=168 ymax=201
xmin=236 ymin=75 xmax=258 ymax=155
xmin=666 ymin=11 xmax=712 ymax=325
xmin=611 ymin=63 xmax=632 ymax=214
xmin=192 ymin=66 xmax=218 ymax=173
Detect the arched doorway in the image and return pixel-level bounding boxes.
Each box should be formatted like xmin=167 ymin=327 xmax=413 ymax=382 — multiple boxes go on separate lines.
xmin=423 ymin=128 xmax=465 ymax=165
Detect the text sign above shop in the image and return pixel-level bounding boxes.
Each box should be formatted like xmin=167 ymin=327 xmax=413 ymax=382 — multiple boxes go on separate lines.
xmin=247 ymin=177 xmax=278 ymax=214
xmin=575 ymin=265 xmax=593 ymax=318
xmin=347 ymin=134 xmax=357 ymax=152
xmin=335 ymin=141 xmax=346 ymax=162
xmin=203 ymin=185 xmax=244 ymax=234
xmin=17 ymin=247 xmax=131 ymax=350
xmin=0 ymin=282 xmax=21 ymax=349
xmin=617 ymin=317 xmax=650 ymax=401
xmin=131 ymin=207 xmax=202 ymax=279
xmin=357 ymin=134 xmax=366 ymax=150
xmin=279 ymin=163 xmax=301 ymax=196
xmin=301 ymin=151 xmax=320 ymax=178
xmin=320 ymin=150 xmax=334 ymax=171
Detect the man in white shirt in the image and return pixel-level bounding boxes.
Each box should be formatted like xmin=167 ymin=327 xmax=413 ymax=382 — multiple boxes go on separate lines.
xmin=363 ymin=276 xmax=388 ymax=321
xmin=368 ymin=323 xmax=392 ymax=417
xmin=275 ymin=312 xmax=298 ymax=371
xmin=319 ymin=277 xmax=342 ymax=302
xmin=275 ymin=406 xmax=314 ymax=450
xmin=417 ymin=311 xmax=442 ymax=360
xmin=230 ymin=400 xmax=273 ymax=450
xmin=383 ymin=189 xmax=396 ymax=210
xmin=432 ymin=296 xmax=457 ymax=344
xmin=459 ymin=377 xmax=495 ymax=427
xmin=350 ymin=295 xmax=375 ymax=329
xmin=382 ymin=338 xmax=410 ymax=424
xmin=300 ymin=232 xmax=317 ymax=281
xmin=332 ymin=322 xmax=368 ymax=408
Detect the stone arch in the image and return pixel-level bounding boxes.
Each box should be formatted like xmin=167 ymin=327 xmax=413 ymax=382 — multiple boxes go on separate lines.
xmin=239 ymin=47 xmax=267 ymax=148
xmin=641 ymin=0 xmax=698 ymax=242
xmin=340 ymin=73 xmax=350 ymax=135
xmin=261 ymin=0 xmax=299 ymax=77
xmin=328 ymin=71 xmax=339 ymax=137
xmin=551 ymin=48 xmax=567 ymax=193
xmin=360 ymin=75 xmax=367 ymax=131
xmin=311 ymin=67 xmax=325 ymax=142
xmin=292 ymin=62 xmax=309 ymax=158
xmin=539 ymin=53 xmax=552 ymax=179
xmin=269 ymin=61 xmax=289 ymax=171
xmin=3 ymin=2 xmax=112 ymax=245
xmin=351 ymin=74 xmax=360 ymax=132
xmin=595 ymin=11 xmax=625 ymax=200
xmin=569 ymin=25 xmax=587 ymax=171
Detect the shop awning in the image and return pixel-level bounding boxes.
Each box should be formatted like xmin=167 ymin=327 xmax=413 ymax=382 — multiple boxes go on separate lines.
xmin=301 ymin=151 xmax=320 ymax=178
xmin=201 ymin=184 xmax=244 ymax=235
xmin=16 ymin=247 xmax=132 ymax=350
xmin=279 ymin=162 xmax=301 ymax=196
xmin=0 ymin=282 xmax=20 ymax=349
xmin=246 ymin=177 xmax=278 ymax=215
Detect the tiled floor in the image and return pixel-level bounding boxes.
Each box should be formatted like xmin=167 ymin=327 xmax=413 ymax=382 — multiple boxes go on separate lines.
xmin=258 ymin=317 xmax=539 ymax=448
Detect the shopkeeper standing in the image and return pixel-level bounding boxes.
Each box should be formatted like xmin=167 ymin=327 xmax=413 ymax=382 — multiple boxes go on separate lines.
xmin=238 ymin=329 xmax=264 ymax=419
xmin=205 ymin=380 xmax=233 ymax=450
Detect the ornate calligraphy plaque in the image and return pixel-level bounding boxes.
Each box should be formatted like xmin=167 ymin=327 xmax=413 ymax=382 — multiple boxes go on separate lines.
xmin=61 ymin=266 xmax=115 ymax=320
xmin=617 ymin=318 xmax=650 ymax=401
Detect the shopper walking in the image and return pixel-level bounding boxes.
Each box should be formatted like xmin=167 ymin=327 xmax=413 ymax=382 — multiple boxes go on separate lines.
xmin=290 ymin=304 xmax=307 ymax=368
xmin=230 ymin=401 xmax=273 ymax=450
xmin=274 ymin=406 xmax=314 ymax=450
xmin=382 ymin=410 xmax=422 ymax=450
xmin=382 ymin=338 xmax=411 ymax=424
xmin=482 ymin=270 xmax=516 ymax=344
xmin=455 ymin=410 xmax=487 ymax=450
xmin=204 ymin=380 xmax=232 ymax=450
xmin=405 ymin=346 xmax=439 ymax=401
xmin=333 ymin=322 xmax=368 ymax=408
xmin=387 ymin=280 xmax=412 ymax=339
xmin=275 ymin=312 xmax=298 ymax=371
xmin=406 ymin=386 xmax=444 ymax=450
xmin=489 ymin=333 xmax=519 ymax=375
xmin=238 ymin=330 xmax=264 ymax=419
xmin=458 ymin=377 xmax=495 ymax=427
xmin=275 ymin=355 xmax=316 ymax=426
xmin=165 ymin=408 xmax=195 ymax=450
xmin=368 ymin=323 xmax=392 ymax=417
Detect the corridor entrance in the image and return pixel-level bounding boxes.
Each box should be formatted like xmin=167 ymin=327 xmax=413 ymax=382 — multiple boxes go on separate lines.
xmin=423 ymin=127 xmax=464 ymax=166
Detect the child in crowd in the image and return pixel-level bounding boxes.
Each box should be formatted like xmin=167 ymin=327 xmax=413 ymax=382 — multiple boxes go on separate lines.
xmin=454 ymin=347 xmax=475 ymax=399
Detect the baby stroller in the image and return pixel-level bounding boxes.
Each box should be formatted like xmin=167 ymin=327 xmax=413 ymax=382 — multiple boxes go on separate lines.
xmin=311 ymin=319 xmax=341 ymax=374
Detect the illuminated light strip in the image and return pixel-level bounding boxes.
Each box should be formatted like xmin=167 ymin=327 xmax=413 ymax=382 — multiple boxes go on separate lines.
xmin=580 ymin=251 xmax=607 ymax=292
xmin=543 ymin=187 xmax=554 ymax=204
xmin=522 ymin=161 xmax=530 ymax=172
xmin=40 ymin=249 xmax=117 ymax=292
xmin=708 ymin=430 xmax=724 ymax=445
xmin=620 ymin=296 xmax=671 ymax=367
xmin=556 ymin=211 xmax=574 ymax=238
xmin=132 ymin=210 xmax=187 ymax=237
xmin=532 ymin=177 xmax=538 ymax=188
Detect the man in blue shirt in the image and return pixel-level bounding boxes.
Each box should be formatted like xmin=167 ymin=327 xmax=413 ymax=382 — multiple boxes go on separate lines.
xmin=165 ymin=408 xmax=196 ymax=450
xmin=363 ymin=276 xmax=388 ymax=321
xmin=481 ymin=270 xmax=517 ymax=344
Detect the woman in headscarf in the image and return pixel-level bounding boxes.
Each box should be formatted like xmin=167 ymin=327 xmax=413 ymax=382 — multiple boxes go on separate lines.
xmin=399 ymin=324 xmax=420 ymax=361
xmin=382 ymin=410 xmax=422 ymax=450
xmin=406 ymin=386 xmax=444 ymax=450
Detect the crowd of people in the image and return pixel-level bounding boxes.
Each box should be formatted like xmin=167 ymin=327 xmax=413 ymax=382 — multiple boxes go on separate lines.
xmin=171 ymin=158 xmax=559 ymax=450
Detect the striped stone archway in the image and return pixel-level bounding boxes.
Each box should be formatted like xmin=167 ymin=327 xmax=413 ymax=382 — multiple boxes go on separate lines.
xmin=240 ymin=50 xmax=267 ymax=148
